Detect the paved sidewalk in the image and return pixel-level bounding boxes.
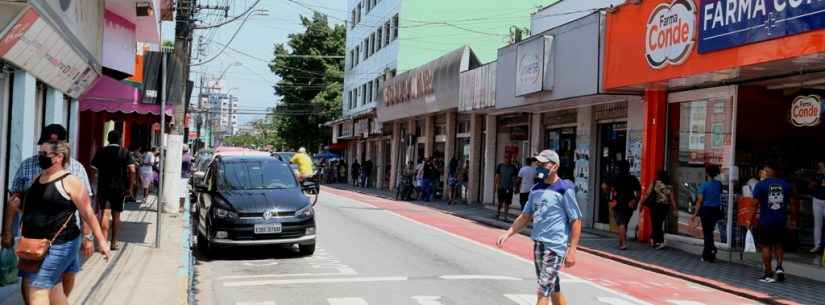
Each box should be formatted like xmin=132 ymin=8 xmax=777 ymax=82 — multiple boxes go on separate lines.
xmin=0 ymin=196 xmax=192 ymax=305
xmin=327 ymin=184 xmax=823 ymax=305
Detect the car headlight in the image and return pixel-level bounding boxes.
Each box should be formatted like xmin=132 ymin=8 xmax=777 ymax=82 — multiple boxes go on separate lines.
xmin=295 ymin=205 xmax=314 ymax=217
xmin=213 ymin=207 xmax=239 ymax=219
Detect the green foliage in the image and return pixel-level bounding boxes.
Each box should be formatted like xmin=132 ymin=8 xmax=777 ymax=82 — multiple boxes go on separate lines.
xmin=266 ymin=13 xmax=345 ymax=152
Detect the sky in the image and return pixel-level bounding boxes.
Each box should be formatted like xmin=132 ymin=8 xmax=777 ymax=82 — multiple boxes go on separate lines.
xmin=176 ymin=0 xmax=347 ymax=126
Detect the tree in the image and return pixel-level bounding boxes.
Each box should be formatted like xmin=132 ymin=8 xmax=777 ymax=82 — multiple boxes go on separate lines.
xmin=268 ymin=13 xmax=345 ymax=152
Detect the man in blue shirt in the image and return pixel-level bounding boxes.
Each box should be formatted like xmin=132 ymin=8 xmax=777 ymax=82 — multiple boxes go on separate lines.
xmin=752 ymin=164 xmax=794 ymax=283
xmin=498 ymin=150 xmax=582 ymax=305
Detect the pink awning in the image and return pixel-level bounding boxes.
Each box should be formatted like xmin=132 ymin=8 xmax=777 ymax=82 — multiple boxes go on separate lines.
xmin=79 ymin=75 xmax=174 ymax=116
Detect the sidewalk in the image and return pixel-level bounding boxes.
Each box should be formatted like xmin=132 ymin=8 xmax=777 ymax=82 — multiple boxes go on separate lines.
xmin=326 ymin=184 xmax=824 ymax=305
xmin=0 ymin=196 xmax=192 ymax=305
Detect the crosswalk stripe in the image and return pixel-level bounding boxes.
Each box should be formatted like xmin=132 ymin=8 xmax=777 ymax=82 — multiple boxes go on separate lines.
xmin=327 ymin=297 xmax=369 ymax=305
xmin=597 ymin=297 xmax=639 ymax=305
xmin=236 ymin=302 xmax=275 ymax=305
xmin=503 ymin=294 xmax=534 ymax=305
xmin=667 ymin=301 xmax=707 ymax=305
xmin=411 ymin=296 xmax=445 ymax=305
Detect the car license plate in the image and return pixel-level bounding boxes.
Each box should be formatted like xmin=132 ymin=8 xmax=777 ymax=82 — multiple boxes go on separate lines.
xmin=254 ymin=223 xmax=282 ymax=234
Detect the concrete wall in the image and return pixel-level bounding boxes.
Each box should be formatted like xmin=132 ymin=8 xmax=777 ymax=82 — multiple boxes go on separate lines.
xmin=575 ymin=107 xmax=595 ymax=226
xmin=531 ymin=0 xmax=624 ymax=33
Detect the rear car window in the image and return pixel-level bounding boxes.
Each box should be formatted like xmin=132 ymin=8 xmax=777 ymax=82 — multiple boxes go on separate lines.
xmin=220 ymin=160 xmax=297 ymax=190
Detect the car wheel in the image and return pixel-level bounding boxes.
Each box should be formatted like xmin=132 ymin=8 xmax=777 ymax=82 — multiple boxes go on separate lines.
xmin=299 ymin=243 xmax=315 ymax=256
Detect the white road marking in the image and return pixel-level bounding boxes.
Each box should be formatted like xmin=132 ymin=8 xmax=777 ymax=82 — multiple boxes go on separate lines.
xmin=439 ymin=275 xmax=522 ymax=281
xmin=667 ymin=301 xmax=707 ymax=305
xmin=412 ymin=296 xmax=444 ymax=305
xmin=327 ymin=297 xmax=369 ymax=305
xmin=236 ymin=302 xmax=275 ymax=305
xmin=219 ymin=271 xmax=357 ymax=280
xmin=503 ymin=294 xmax=535 ymax=305
xmin=322 ymin=192 xmax=658 ymax=305
xmin=241 ymin=262 xmax=279 ymax=267
xmin=224 ymin=276 xmax=409 ymax=287
xmin=598 ymin=297 xmax=640 ymax=305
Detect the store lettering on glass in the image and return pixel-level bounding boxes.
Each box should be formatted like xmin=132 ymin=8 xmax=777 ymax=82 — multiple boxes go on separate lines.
xmin=699 ymin=0 xmax=825 ymax=53
xmin=645 ymin=0 xmax=696 ymax=69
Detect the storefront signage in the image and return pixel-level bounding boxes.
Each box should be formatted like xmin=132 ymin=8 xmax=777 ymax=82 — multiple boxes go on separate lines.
xmin=102 ymin=10 xmax=136 ymax=76
xmin=0 ymin=8 xmax=98 ymax=98
xmin=645 ymin=0 xmax=696 ymax=69
xmin=459 ymin=62 xmax=496 ymax=111
xmin=382 ymin=68 xmax=433 ymax=107
xmin=515 ymin=36 xmax=545 ymax=96
xmin=35 ymin=0 xmax=103 ymax=61
xmin=699 ymin=0 xmax=825 ymax=53
xmin=790 ymin=95 xmax=821 ymax=127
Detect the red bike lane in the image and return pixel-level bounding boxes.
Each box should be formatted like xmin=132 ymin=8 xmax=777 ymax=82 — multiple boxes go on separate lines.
xmin=322 ymin=187 xmax=774 ymax=305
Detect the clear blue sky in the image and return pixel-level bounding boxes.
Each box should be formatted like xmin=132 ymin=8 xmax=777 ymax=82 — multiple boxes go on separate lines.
xmin=173 ymin=0 xmax=347 ymax=126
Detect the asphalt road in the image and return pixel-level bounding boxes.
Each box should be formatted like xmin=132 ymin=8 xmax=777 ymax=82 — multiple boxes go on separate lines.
xmin=193 ymin=190 xmax=757 ymax=305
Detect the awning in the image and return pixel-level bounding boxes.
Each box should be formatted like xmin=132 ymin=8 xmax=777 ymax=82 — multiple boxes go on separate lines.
xmin=79 ymin=75 xmax=174 ymax=116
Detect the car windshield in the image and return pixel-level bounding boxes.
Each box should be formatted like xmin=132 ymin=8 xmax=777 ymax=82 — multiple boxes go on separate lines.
xmin=219 ymin=160 xmax=297 ymax=190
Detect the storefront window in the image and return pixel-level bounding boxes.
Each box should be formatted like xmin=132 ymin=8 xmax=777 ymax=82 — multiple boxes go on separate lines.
xmin=667 ymin=97 xmax=734 ymax=242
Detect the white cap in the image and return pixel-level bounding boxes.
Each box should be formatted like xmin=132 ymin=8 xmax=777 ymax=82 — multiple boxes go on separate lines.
xmin=534 ymin=149 xmax=560 ymax=164
xmin=298 ymin=147 xmax=306 ymax=153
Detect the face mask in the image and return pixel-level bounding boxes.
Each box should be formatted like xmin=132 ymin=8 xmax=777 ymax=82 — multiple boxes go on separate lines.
xmin=536 ymin=167 xmax=549 ymax=180
xmin=38 ymin=154 xmax=54 ymax=170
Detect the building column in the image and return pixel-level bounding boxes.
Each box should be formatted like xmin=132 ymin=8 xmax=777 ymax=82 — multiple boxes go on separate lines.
xmin=642 ymin=90 xmax=667 ymax=187
xmin=424 ymin=115 xmax=434 ymax=158
xmin=376 ymin=138 xmax=386 ymax=189
xmin=364 ymin=139 xmax=373 ymax=187
xmin=443 ymin=111 xmax=456 ymax=193
xmin=482 ymin=114 xmax=497 ymax=204
xmin=407 ymin=119 xmax=416 ymax=162
xmin=389 ymin=122 xmax=400 ymax=190
xmin=467 ymin=114 xmax=482 ymax=203
xmin=576 ymin=107 xmax=594 ymax=226
xmin=44 ymin=87 xmax=66 ymax=126
xmin=8 ymin=71 xmax=37 ymax=189
xmin=530 ymin=113 xmax=542 ymax=156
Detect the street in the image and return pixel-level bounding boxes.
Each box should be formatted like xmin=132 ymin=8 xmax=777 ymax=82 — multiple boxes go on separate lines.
xmin=193 ymin=189 xmax=761 ymax=305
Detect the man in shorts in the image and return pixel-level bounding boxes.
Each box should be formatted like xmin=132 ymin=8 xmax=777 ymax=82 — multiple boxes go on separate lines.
xmin=498 ymin=150 xmax=582 ymax=305
xmin=91 ymin=130 xmax=136 ymax=250
xmin=495 ymin=156 xmax=518 ymax=221
xmin=753 ymin=164 xmax=794 ymax=283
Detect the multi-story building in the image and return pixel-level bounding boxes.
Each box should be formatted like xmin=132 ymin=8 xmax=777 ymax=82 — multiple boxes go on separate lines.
xmin=332 ymin=0 xmax=552 ymax=189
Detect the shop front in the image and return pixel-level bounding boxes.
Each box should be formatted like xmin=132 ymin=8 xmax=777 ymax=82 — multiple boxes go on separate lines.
xmin=378 ymin=46 xmax=480 ymax=198
xmin=486 ymin=11 xmax=642 ymax=226
xmin=604 ymin=0 xmax=825 ymax=272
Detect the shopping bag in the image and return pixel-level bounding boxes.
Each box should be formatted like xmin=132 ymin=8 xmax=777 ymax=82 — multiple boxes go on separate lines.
xmin=744 ymin=230 xmax=757 ymax=253
xmin=0 ymin=249 xmax=19 ymax=286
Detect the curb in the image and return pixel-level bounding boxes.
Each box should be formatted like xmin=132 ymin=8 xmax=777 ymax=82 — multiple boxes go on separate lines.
xmin=179 ymin=201 xmax=194 ymax=305
xmin=323 ymin=185 xmax=801 ymax=305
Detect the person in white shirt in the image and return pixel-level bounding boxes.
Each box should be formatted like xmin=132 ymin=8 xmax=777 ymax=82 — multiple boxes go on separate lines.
xmin=517 ymin=157 xmax=538 ymax=210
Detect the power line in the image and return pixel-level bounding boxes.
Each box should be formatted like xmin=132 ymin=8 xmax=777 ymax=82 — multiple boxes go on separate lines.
xmin=194 ymin=0 xmax=262 ymax=29
xmin=193 ymin=9 xmax=266 ymax=66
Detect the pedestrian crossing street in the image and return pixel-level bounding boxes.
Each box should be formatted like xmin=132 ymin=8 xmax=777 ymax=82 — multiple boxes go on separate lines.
xmin=235 ymin=295 xmax=758 ymax=305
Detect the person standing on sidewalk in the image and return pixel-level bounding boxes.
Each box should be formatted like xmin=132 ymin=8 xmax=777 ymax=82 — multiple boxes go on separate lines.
xmin=809 ymin=161 xmax=825 ymax=253
xmin=638 ymin=170 xmax=677 ymax=249
xmin=753 ymin=164 xmax=795 ymax=283
xmin=16 ymin=141 xmax=111 ymax=305
xmin=351 ymin=159 xmax=361 ymax=187
xmin=361 ymin=159 xmax=373 ymax=188
xmin=91 ymin=130 xmax=136 ymax=251
xmin=497 ymin=150 xmax=582 ymax=305
xmin=139 ymin=148 xmax=155 ymax=203
xmin=179 ymin=146 xmax=193 ymax=213
xmin=422 ymin=158 xmax=438 ymax=202
xmin=494 ymin=156 xmax=518 ymax=221
xmin=2 ymin=125 xmax=95 ymax=303
xmin=603 ymin=161 xmax=640 ymax=250
xmin=691 ymin=164 xmax=723 ymax=263
xmin=517 ymin=158 xmax=538 ymax=210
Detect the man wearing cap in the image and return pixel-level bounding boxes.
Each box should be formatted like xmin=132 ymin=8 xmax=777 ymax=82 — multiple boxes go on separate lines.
xmin=498 ymin=150 xmax=582 ymax=305
xmin=1 ymin=124 xmax=94 ymax=303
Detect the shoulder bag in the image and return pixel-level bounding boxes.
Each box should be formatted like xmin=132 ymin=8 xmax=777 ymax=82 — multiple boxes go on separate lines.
xmin=16 ymin=214 xmax=73 ymax=262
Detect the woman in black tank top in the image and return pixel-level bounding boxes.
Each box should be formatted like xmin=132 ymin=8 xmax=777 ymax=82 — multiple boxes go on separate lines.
xmin=16 ymin=141 xmax=110 ymax=305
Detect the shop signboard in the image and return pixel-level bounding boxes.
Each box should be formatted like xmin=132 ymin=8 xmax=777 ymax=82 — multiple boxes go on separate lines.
xmin=698 ymin=0 xmax=825 ymax=53
xmin=102 ymin=10 xmax=136 ymax=77
xmin=790 ymin=95 xmax=821 ymax=127
xmin=515 ymin=35 xmax=545 ymax=96
xmin=459 ymin=62 xmax=496 ymax=111
xmin=33 ymin=0 xmax=103 ymax=61
xmin=0 ymin=8 xmax=98 ymax=98
xmin=645 ymin=0 xmax=696 ymax=69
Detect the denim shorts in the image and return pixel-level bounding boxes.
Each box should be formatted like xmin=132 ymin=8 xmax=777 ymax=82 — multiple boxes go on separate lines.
xmin=20 ymin=237 xmax=81 ymax=289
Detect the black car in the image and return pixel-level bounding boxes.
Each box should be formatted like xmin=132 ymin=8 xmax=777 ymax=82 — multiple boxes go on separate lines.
xmin=195 ymin=155 xmax=316 ymax=256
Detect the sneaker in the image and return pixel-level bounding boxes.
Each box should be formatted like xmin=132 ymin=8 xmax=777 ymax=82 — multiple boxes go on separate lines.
xmin=655 ymin=244 xmax=666 ymax=250
xmin=758 ymin=273 xmax=776 ymax=283
xmin=810 ymin=247 xmax=823 ymax=254
xmin=775 ymin=267 xmax=785 ymax=283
